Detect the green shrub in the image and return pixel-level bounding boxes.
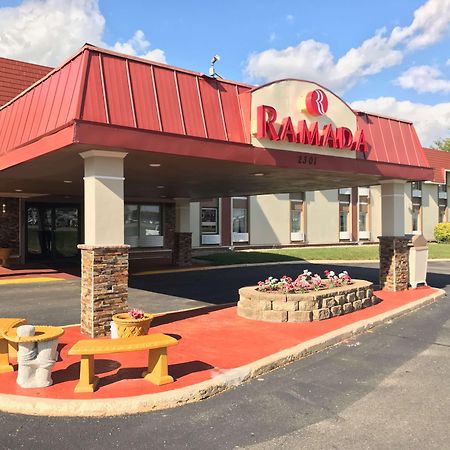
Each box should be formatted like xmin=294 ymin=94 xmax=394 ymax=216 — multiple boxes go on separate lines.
xmin=434 ymin=222 xmax=450 ymax=243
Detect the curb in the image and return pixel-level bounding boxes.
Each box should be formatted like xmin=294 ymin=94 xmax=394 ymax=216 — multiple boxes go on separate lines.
xmin=0 ymin=289 xmax=446 ymax=417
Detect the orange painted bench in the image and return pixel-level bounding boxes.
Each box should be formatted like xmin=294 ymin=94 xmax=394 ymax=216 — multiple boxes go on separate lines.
xmin=0 ymin=318 xmax=26 ymax=373
xmin=68 ymin=334 xmax=179 ymax=393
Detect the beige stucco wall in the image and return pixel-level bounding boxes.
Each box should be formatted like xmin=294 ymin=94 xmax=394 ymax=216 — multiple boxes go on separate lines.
xmin=305 ymin=190 xmax=339 ymax=244
xmin=422 ymin=183 xmax=439 ymax=240
xmin=249 ymin=194 xmax=290 ymax=245
xmin=369 ymin=185 xmax=382 ymax=241
xmin=189 ymin=202 xmax=200 ymax=247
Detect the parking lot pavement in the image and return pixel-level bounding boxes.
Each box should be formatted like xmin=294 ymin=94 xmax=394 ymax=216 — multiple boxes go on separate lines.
xmin=0 ymin=261 xmax=447 ymax=326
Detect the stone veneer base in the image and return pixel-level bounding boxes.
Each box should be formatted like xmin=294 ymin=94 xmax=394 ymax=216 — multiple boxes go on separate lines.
xmin=78 ymin=244 xmax=130 ymax=337
xmin=237 ymin=280 xmax=378 ymax=322
xmin=379 ymin=236 xmax=409 ymax=292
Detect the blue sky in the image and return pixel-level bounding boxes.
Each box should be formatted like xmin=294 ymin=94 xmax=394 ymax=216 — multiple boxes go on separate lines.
xmin=0 ymin=0 xmax=449 ymax=145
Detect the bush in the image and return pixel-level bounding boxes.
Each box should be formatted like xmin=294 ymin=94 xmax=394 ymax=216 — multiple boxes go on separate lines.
xmin=434 ymin=222 xmax=450 ymax=243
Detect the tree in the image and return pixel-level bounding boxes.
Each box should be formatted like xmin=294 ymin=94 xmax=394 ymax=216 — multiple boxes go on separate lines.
xmin=431 ymin=138 xmax=450 ymax=152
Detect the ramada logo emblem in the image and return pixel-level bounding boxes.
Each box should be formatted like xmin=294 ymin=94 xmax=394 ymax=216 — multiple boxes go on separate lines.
xmin=305 ymin=89 xmax=328 ymax=116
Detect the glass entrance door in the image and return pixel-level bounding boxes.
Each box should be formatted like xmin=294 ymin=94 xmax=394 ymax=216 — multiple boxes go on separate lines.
xmin=26 ymin=204 xmax=80 ymax=259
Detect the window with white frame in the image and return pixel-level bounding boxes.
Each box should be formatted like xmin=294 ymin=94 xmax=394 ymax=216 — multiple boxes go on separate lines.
xmin=412 ymin=200 xmax=421 ymax=232
xmin=438 ymin=184 xmax=448 ymax=223
xmin=411 ymin=182 xmax=422 ymax=233
xmin=201 ymin=207 xmax=218 ymax=234
xmin=339 ymin=191 xmax=351 ymax=239
xmin=232 ymin=197 xmax=249 ymax=242
xmin=289 ymin=193 xmax=305 ymax=241
xmin=358 ymin=192 xmax=370 ymax=239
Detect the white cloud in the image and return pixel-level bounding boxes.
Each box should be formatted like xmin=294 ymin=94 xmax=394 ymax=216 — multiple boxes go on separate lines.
xmin=397 ymin=65 xmax=450 ymax=93
xmin=111 ymin=30 xmax=166 ymax=63
xmin=286 ymin=14 xmax=294 ymax=23
xmin=245 ymin=0 xmax=450 ymax=93
xmin=246 ymin=30 xmax=403 ymax=94
xmin=0 ymin=0 xmax=166 ymax=66
xmin=350 ymin=97 xmax=450 ymax=146
xmin=269 ymin=32 xmax=277 ymax=43
xmin=390 ymin=0 xmax=450 ymax=49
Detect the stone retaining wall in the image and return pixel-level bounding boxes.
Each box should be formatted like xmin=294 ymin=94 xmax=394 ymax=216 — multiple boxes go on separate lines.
xmin=237 ymin=280 xmax=379 ymax=322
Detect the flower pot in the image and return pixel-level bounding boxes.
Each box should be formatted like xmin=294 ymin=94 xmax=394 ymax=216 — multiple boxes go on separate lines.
xmin=112 ymin=313 xmax=153 ymax=338
xmin=0 ymin=248 xmax=11 ymax=267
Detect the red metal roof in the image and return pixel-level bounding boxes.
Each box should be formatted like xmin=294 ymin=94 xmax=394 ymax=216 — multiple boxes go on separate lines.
xmin=423 ymin=147 xmax=450 ymax=183
xmin=0 ymin=57 xmax=52 ymax=107
xmin=355 ymin=112 xmax=429 ymax=168
xmin=80 ymin=49 xmax=251 ymax=142
xmin=0 ymin=45 xmax=432 ymax=180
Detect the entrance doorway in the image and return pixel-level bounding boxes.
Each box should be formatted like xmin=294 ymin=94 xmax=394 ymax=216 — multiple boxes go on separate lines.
xmin=26 ymin=204 xmax=80 ymax=260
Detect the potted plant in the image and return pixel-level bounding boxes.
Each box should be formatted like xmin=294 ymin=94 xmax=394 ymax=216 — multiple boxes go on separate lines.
xmin=112 ymin=308 xmax=153 ymax=338
xmin=0 ymin=247 xmax=11 ymax=267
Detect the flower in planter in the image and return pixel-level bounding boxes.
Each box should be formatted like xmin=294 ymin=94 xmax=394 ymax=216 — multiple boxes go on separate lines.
xmin=257 ymin=269 xmax=353 ymax=293
xmin=128 ymin=308 xmax=145 ymax=320
xmin=339 ymin=270 xmax=352 ymax=284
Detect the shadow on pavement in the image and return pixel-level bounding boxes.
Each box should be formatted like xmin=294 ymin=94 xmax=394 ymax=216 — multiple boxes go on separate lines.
xmin=130 ymin=262 xmax=450 ymax=306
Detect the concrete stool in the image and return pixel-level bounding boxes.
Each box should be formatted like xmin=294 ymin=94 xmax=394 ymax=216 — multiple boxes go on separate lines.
xmin=3 ymin=324 xmax=64 ymax=388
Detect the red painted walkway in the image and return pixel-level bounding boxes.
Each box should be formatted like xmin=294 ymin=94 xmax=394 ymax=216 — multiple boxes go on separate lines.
xmin=0 ymin=286 xmax=439 ymax=400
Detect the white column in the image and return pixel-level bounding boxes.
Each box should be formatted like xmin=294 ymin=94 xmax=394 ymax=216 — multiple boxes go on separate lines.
xmin=80 ymin=150 xmax=127 ymax=245
xmin=380 ymin=180 xmax=406 ymax=236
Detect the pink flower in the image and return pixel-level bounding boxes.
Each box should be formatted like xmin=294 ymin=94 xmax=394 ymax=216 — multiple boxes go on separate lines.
xmin=129 ymin=308 xmax=145 ymax=319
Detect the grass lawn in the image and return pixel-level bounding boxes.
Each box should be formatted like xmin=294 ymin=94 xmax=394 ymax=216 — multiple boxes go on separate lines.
xmin=198 ymin=243 xmax=450 ymax=266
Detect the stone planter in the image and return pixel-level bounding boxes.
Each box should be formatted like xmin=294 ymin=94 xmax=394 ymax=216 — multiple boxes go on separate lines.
xmin=112 ymin=313 xmax=153 ymax=338
xmin=237 ymin=279 xmax=379 ymax=322
xmin=0 ymin=248 xmax=11 ymax=266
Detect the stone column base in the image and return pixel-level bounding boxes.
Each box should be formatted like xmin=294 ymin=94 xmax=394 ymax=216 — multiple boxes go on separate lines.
xmin=379 ymin=236 xmax=409 ymax=292
xmin=172 ymin=232 xmax=192 ymax=266
xmin=78 ymin=245 xmax=130 ymax=337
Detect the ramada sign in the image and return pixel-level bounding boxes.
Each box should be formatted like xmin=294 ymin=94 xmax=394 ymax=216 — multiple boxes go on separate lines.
xmin=256 ymin=89 xmax=368 ymax=153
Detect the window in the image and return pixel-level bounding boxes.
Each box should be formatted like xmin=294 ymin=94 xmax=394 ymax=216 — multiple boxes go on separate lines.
xmin=340 ymin=205 xmax=349 ymax=232
xmin=232 ymin=197 xmax=249 ymax=242
xmin=438 ymin=185 xmax=448 ymax=222
xmin=412 ymin=200 xmax=421 ymax=232
xmin=290 ymin=193 xmax=305 ymax=241
xmin=201 ymin=208 xmax=218 ymax=234
xmin=124 ymin=204 xmax=162 ymax=247
xmin=358 ymin=193 xmax=370 ymax=238
xmin=339 ymin=192 xmax=351 ymax=239
xmin=291 ymin=203 xmax=302 ymax=233
xmin=233 ymin=208 xmax=247 ymax=233
xmin=411 ymin=181 xmax=422 ymax=198
xmin=411 ymin=183 xmax=422 ymax=233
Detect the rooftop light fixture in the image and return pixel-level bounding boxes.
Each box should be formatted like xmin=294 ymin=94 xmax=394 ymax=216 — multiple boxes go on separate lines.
xmin=209 ymin=54 xmax=223 ymax=79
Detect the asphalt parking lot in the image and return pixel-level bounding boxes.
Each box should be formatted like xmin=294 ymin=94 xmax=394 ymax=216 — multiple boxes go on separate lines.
xmin=0 ymin=261 xmax=448 ymax=326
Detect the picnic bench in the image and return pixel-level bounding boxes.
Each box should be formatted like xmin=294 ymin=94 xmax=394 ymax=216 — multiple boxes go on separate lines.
xmin=0 ymin=318 xmax=26 ymax=373
xmin=68 ymin=333 xmax=179 ymax=393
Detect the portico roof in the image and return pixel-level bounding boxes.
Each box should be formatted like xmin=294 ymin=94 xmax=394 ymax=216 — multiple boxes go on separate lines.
xmin=0 ymin=45 xmax=433 ymax=200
